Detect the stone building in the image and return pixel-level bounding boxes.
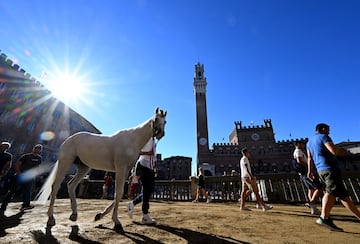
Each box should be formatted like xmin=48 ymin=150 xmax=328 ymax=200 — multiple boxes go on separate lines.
xmin=193 ymin=63 xmax=359 ymax=176
xmin=157 ymin=156 xmax=192 ymax=180
xmin=0 ymin=52 xmax=101 ymax=174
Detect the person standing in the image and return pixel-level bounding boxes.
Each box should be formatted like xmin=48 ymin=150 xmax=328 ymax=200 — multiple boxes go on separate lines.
xmin=239 ymin=148 xmax=272 ymax=211
xmin=1 ymin=144 xmax=43 ymax=212
xmin=192 ymin=167 xmax=211 ymax=203
xmin=0 ymin=141 xmax=13 ymax=193
xmin=126 ymin=136 xmax=159 ymax=225
xmin=0 ymin=142 xmax=12 ymax=180
xmin=128 ymin=166 xmax=139 ymax=200
xmin=293 ymin=141 xmax=323 ymax=215
xmin=307 ymin=123 xmax=360 ymax=232
xmin=102 ymin=172 xmax=113 ymax=199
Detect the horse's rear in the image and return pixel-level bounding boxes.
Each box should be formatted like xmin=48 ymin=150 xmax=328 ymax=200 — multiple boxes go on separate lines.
xmin=37 ymin=131 xmax=103 ymax=226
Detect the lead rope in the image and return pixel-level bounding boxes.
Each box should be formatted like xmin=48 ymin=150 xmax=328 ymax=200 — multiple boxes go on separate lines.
xmin=150 ymin=138 xmax=158 ymax=170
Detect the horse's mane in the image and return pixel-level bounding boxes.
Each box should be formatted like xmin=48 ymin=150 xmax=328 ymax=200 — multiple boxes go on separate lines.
xmin=111 ymin=116 xmax=152 ymax=137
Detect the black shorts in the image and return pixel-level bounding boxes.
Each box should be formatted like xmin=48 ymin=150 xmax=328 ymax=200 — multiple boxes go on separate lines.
xmin=299 ymin=175 xmax=323 ymax=190
xmin=318 ymin=169 xmax=349 ymax=198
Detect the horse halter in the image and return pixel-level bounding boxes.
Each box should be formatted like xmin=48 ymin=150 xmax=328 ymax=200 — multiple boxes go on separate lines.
xmin=152 ymin=107 xmax=167 ymax=139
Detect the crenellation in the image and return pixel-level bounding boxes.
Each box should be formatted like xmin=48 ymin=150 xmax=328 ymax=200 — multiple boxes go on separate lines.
xmin=33 ymin=79 xmax=40 ymax=85
xmin=0 ymin=53 xmax=7 ymax=61
xmin=13 ymin=64 xmax=20 ymax=70
xmin=277 ymin=138 xmax=308 ymax=144
xmin=213 ymin=142 xmax=235 ymax=147
xmin=5 ymin=58 xmax=13 ymax=66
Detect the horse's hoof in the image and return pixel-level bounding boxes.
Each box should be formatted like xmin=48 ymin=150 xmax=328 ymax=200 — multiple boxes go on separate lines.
xmin=69 ymin=213 xmax=78 ymax=221
xmin=70 ymin=225 xmax=79 ymax=236
xmin=95 ymin=213 xmax=102 ymax=221
xmin=114 ymin=223 xmax=124 ymax=233
xmin=47 ymin=216 xmax=56 ymax=227
xmin=45 ymin=226 xmax=52 ymax=236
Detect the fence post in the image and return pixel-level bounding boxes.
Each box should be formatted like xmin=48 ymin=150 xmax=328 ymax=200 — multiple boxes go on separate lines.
xmin=189 ymin=176 xmax=197 ymax=200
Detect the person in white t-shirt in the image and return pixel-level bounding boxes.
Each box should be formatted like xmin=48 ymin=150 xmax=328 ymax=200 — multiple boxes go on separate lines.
xmin=126 ymin=137 xmax=158 ymax=225
xmin=293 ymin=141 xmax=323 ymax=215
xmin=239 ymin=148 xmax=272 ymax=211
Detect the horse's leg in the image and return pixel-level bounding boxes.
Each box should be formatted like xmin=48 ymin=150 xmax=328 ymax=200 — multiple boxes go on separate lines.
xmin=68 ymin=164 xmax=90 ymax=222
xmin=95 ymin=200 xmax=115 ymax=221
xmin=47 ymin=163 xmax=69 ymax=227
xmin=112 ymin=166 xmax=127 ymax=232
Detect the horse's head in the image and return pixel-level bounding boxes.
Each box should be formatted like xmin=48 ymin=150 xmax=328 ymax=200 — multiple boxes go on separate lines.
xmin=152 ymin=107 xmax=167 ymax=140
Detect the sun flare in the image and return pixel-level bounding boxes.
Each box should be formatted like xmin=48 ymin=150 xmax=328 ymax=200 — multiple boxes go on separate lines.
xmin=46 ymin=73 xmax=86 ymax=102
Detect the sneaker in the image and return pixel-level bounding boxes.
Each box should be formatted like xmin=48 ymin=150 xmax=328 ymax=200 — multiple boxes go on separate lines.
xmin=20 ymin=205 xmax=34 ymax=211
xmin=262 ymin=204 xmax=273 ymax=211
xmin=240 ymin=206 xmax=251 ymax=211
xmin=126 ymin=201 xmax=134 ymax=219
xmin=305 ymin=202 xmax=311 ymax=208
xmin=140 ymin=214 xmax=156 ymax=225
xmin=310 ymin=205 xmax=321 ymax=215
xmin=316 ymin=217 xmax=343 ymax=232
xmin=192 ymin=199 xmax=198 ymax=203
xmin=256 ymin=203 xmax=262 ymax=209
xmin=206 ymin=198 xmax=211 ymax=203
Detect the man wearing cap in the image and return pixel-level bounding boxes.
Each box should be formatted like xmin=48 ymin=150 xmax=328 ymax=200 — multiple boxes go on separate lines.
xmin=1 ymin=144 xmax=43 ymax=213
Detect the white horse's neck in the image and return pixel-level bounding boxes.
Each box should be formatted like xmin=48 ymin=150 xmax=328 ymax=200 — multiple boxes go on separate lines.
xmin=112 ymin=116 xmax=154 ymax=152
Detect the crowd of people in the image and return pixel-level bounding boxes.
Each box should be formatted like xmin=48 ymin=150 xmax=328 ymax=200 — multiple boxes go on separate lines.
xmin=191 ymin=123 xmax=360 ymax=232
xmin=1 ymin=122 xmax=360 ymax=232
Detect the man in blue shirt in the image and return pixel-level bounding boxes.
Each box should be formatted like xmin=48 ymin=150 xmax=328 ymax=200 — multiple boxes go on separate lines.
xmin=307 ymin=123 xmax=360 ymax=232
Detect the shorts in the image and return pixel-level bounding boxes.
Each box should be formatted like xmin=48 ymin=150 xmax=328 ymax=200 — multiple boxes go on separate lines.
xmin=241 ymin=177 xmax=259 ymax=193
xmin=299 ymin=175 xmax=323 ymax=190
xmin=318 ymin=170 xmax=349 ymax=198
xmin=197 ymin=186 xmax=205 ymax=190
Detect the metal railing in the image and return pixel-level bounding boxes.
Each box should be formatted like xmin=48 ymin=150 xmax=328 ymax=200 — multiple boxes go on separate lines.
xmin=74 ymin=172 xmax=360 ymax=204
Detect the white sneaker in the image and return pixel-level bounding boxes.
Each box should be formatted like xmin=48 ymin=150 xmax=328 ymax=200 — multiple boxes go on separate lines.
xmin=256 ymin=203 xmax=262 ymax=209
xmin=192 ymin=199 xmax=198 ymax=203
xmin=127 ymin=201 xmax=134 ymax=219
xmin=206 ymin=198 xmax=211 ymax=203
xmin=262 ymin=204 xmax=273 ymax=211
xmin=140 ymin=214 xmax=156 ymax=225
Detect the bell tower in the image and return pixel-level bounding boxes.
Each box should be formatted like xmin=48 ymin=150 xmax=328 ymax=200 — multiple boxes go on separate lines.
xmin=193 ymin=62 xmax=210 ymax=166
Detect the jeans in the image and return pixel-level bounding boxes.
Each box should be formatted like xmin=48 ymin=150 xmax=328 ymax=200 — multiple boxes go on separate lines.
xmin=133 ymin=164 xmax=155 ymax=214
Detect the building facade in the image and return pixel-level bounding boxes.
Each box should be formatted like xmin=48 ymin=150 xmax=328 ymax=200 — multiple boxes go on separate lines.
xmin=157 ymin=156 xmax=192 ymax=180
xmin=193 ymin=63 xmax=360 ymax=176
xmin=0 ymin=52 xmax=101 ymax=173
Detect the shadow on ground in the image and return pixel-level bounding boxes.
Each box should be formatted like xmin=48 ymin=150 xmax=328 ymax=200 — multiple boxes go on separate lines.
xmin=0 ymin=211 xmax=24 ymax=237
xmin=153 ymin=224 xmax=249 ymax=244
xmin=31 ymin=225 xmax=102 ymax=244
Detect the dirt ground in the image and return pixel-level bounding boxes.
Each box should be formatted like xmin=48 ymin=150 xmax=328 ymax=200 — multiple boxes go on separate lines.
xmin=0 ymin=199 xmax=359 ymax=244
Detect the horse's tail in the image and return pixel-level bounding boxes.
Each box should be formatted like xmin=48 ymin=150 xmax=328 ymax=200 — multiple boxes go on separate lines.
xmin=35 ymin=161 xmax=59 ymax=204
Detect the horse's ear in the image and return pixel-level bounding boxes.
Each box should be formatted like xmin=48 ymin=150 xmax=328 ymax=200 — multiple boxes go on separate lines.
xmin=155 ymin=107 xmax=159 ymax=114
xmin=164 ymin=111 xmax=167 ymax=117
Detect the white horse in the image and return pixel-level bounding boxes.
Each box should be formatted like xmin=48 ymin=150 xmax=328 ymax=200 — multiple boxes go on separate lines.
xmin=36 ymin=107 xmax=167 ymax=232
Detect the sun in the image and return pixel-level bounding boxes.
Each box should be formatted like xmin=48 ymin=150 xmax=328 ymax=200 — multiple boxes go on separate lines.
xmin=42 ymin=71 xmax=87 ymax=103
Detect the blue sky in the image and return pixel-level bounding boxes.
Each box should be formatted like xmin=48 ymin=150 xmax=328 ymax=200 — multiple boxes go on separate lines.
xmin=1 ymin=1 xmax=360 ymax=175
